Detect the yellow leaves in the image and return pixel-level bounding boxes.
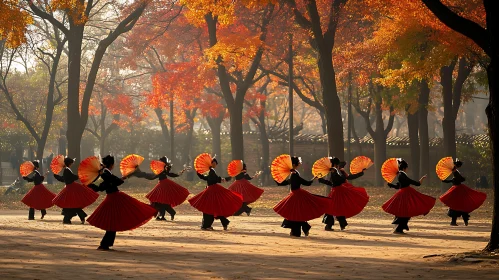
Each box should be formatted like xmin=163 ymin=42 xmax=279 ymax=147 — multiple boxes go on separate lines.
xmin=181 ymin=0 xmax=275 ymax=26
xmin=0 ymin=0 xmax=33 ymax=48
xmin=204 ymin=33 xmax=262 ymax=72
xmin=51 ymin=0 xmax=88 ymax=25
xmin=181 ymin=0 xmax=236 ymax=26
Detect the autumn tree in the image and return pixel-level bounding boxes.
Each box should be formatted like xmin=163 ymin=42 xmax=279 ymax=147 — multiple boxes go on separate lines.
xmin=0 ymin=23 xmax=65 ymax=165
xmin=182 ymin=0 xmax=276 ymax=160
xmin=421 ymin=0 xmax=499 ymax=252
xmin=26 ymin=0 xmax=148 ymax=163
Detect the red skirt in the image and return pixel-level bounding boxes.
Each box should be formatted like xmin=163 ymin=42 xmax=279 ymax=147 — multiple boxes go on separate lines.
xmin=21 ymin=184 xmax=56 ymax=210
xmin=382 ymin=187 xmax=436 ymax=217
xmin=440 ymin=184 xmax=487 ymax=213
xmin=145 ymin=178 xmax=190 ymax=207
xmin=87 ymin=191 xmax=156 ymax=232
xmin=228 ymin=179 xmax=264 ymax=204
xmin=273 ymin=188 xmax=330 ymax=221
xmin=188 ymin=184 xmax=243 ymax=217
xmin=52 ymin=182 xmax=99 ymax=209
xmin=326 ymin=182 xmax=369 ymax=218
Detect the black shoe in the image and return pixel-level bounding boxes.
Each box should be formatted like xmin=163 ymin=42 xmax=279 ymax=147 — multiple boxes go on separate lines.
xmin=304 ymin=231 xmax=309 ymax=237
xmin=223 ymin=221 xmax=230 ymax=231
xmin=156 ymin=217 xmax=162 ymax=221
xmin=28 ymin=217 xmax=35 ymax=220
xmin=393 ymin=230 xmax=405 ymax=234
xmin=41 ymin=213 xmax=46 ymax=220
xmin=324 ymin=225 xmax=334 ymax=231
xmin=246 ymin=208 xmax=252 ymax=216
xmin=201 ymin=227 xmax=214 ymax=231
xmin=63 ymin=220 xmax=72 ymax=224
xmin=170 ymin=214 xmax=175 ymax=221
xmin=450 ymin=222 xmax=458 ymax=226
xmin=80 ymin=217 xmax=85 ymax=224
xmin=464 ymin=220 xmax=469 ymax=226
xmin=159 ymin=217 xmax=167 ymax=221
xmin=97 ymin=246 xmax=110 ymax=251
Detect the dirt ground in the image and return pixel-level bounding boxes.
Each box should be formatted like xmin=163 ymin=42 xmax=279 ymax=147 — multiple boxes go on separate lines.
xmin=0 ymin=180 xmax=497 ymax=279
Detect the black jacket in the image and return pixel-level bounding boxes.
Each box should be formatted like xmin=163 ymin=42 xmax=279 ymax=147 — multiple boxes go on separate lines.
xmin=198 ymin=168 xmax=231 ymax=186
xmin=133 ymin=169 xmax=179 ymax=181
xmin=235 ymin=172 xmax=252 ymax=181
xmin=318 ymin=168 xmax=364 ymax=187
xmin=276 ymin=171 xmax=313 ymax=190
xmin=95 ymin=169 xmax=124 ymax=194
xmin=442 ymin=170 xmax=465 ymax=185
xmin=54 ymin=167 xmax=79 ymax=184
xmin=23 ymin=170 xmax=44 ymax=185
xmin=388 ymin=172 xmax=420 ymax=189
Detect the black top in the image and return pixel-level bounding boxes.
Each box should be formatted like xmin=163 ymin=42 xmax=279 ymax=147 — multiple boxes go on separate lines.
xmin=54 ymin=167 xmax=79 ymax=184
xmin=133 ymin=169 xmax=179 ymax=181
xmin=276 ymin=171 xmax=313 ymax=190
xmin=235 ymin=172 xmax=252 ymax=181
xmin=198 ymin=168 xmax=231 ymax=186
xmin=442 ymin=170 xmax=465 ymax=185
xmin=23 ymin=170 xmax=44 ymax=185
xmin=318 ymin=168 xmax=364 ymax=187
xmin=95 ymin=169 xmax=124 ymax=194
xmin=388 ymin=171 xmax=420 ymax=189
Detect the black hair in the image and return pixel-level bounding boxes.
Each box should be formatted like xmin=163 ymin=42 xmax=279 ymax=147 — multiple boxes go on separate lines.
xmin=64 ymin=157 xmax=75 ymax=166
xmin=330 ymin=157 xmax=340 ymax=166
xmin=102 ymin=155 xmax=115 ymax=168
xmin=291 ymin=156 xmax=302 ymax=166
xmin=32 ymin=160 xmax=39 ymax=168
xmin=211 ymin=158 xmax=218 ymax=164
xmin=397 ymin=159 xmax=408 ymax=170
xmin=242 ymin=163 xmax=247 ymax=170
xmin=454 ymin=159 xmax=463 ymax=168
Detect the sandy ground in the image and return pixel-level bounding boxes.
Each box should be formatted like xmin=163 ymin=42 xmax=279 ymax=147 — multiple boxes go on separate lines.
xmin=0 ymin=182 xmax=497 ymax=279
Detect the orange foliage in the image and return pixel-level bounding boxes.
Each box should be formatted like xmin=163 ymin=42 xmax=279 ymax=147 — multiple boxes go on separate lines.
xmin=0 ymin=0 xmax=33 ymax=47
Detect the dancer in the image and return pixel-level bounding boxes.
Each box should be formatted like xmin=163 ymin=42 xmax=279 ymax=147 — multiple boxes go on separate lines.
xmin=87 ymin=155 xmax=156 ymax=250
xmin=273 ymin=156 xmax=329 ymax=237
xmin=229 ymin=162 xmax=263 ymax=216
xmin=318 ymin=157 xmax=367 ymax=231
xmin=53 ymin=157 xmax=99 ymax=224
xmin=383 ymin=159 xmax=435 ymax=234
xmin=21 ymin=161 xmax=56 ymax=220
xmin=189 ymin=157 xmax=242 ymax=230
xmin=440 ymin=159 xmax=487 ymax=226
xmin=133 ymin=156 xmax=189 ymax=221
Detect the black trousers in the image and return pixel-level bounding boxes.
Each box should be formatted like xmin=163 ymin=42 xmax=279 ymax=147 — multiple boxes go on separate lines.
xmin=62 ymin=208 xmax=87 ymax=223
xmin=282 ymin=219 xmax=311 ymax=237
xmin=323 ymin=214 xmax=348 ymax=229
xmin=233 ymin=202 xmax=251 ymax=216
xmin=152 ymin=203 xmax=176 ymax=219
xmin=448 ymin=209 xmax=470 ymax=223
xmin=392 ymin=217 xmax=410 ymax=232
xmin=202 ymin=213 xmax=229 ymax=229
xmin=100 ymin=231 xmax=116 ymax=248
xmin=28 ymin=208 xmax=46 ymax=220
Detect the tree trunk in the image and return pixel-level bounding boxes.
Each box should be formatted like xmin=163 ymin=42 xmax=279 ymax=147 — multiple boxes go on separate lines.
xmin=419 ymin=79 xmax=430 ymax=183
xmin=207 ymin=114 xmax=223 ymax=174
xmin=373 ymin=132 xmax=386 ymax=186
xmin=66 ymin=27 xmax=84 ymax=162
xmin=258 ymin=105 xmax=270 ymax=185
xmin=484 ymin=59 xmax=499 ymax=252
xmin=228 ymin=100 xmax=245 ymax=160
xmin=406 ymin=109 xmax=420 ymax=179
xmin=373 ymin=102 xmax=386 ymax=186
xmin=318 ymin=50 xmax=344 ymax=158
xmin=154 ymin=108 xmax=170 ymax=155
xmin=319 ymin=111 xmax=327 ymax=134
xmin=441 ymin=62 xmax=457 ymax=159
